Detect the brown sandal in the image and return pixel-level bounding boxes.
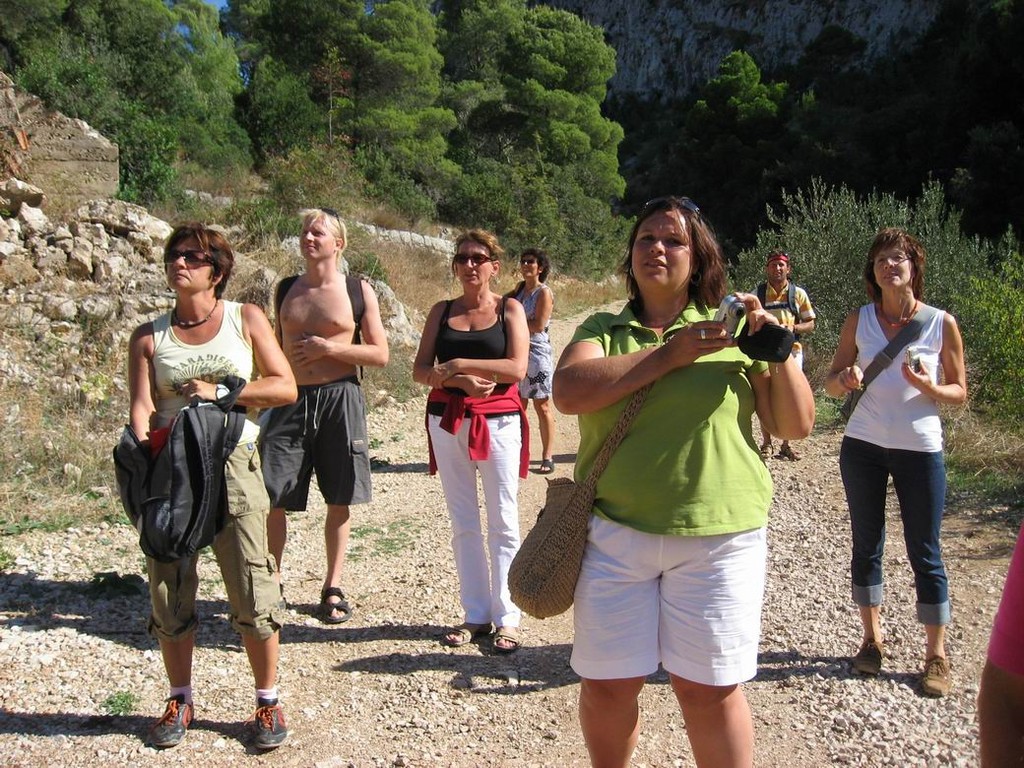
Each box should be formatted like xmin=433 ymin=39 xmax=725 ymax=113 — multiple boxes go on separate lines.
xmin=493 ymin=627 xmax=520 ymax=654
xmin=442 ymin=623 xmax=492 ymax=647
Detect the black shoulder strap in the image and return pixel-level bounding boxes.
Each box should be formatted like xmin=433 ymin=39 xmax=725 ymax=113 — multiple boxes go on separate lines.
xmin=756 ymin=282 xmax=767 ymax=307
xmin=346 ymin=274 xmax=365 ymax=344
xmin=788 ymin=282 xmax=799 ymax=314
xmin=274 ymin=275 xmax=300 ymax=320
xmin=861 ymin=304 xmax=940 ymax=389
xmin=440 ymin=299 xmax=454 ymax=326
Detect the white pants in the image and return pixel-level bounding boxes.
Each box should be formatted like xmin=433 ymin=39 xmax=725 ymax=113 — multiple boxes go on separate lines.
xmin=428 ymin=413 xmax=522 ymax=628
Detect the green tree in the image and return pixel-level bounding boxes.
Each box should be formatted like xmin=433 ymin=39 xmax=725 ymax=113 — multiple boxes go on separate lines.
xmin=0 ymin=0 xmax=70 ymax=42
xmin=7 ymin=0 xmax=251 ymax=201
xmin=348 ymin=0 xmax=457 ymax=212
xmin=957 ymin=239 xmax=1024 ymax=422
xmin=439 ymin=0 xmax=626 ymax=274
xmin=670 ymin=51 xmax=790 ymax=253
xmin=169 ymin=0 xmax=252 ymax=174
xmin=242 ymin=55 xmax=322 ymax=161
xmin=225 ymin=0 xmax=362 ymax=71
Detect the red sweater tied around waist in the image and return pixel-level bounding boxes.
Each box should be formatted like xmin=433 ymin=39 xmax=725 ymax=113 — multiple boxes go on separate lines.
xmin=426 ymin=386 xmax=529 ymax=478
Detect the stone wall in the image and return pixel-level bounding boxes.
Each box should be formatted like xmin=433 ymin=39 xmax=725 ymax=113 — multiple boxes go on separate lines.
xmin=0 ymin=71 xmax=119 ymax=209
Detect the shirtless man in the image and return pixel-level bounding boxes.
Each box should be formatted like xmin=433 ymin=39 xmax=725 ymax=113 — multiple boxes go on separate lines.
xmin=261 ymin=208 xmax=389 ymax=623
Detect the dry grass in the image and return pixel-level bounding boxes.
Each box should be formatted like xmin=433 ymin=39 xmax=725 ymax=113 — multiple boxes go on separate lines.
xmin=0 ymin=379 xmax=124 ymax=536
xmin=547 ymin=274 xmax=625 ymax=318
xmin=345 ymin=230 xmax=451 ymax=317
xmin=946 ymin=408 xmax=1024 ymax=476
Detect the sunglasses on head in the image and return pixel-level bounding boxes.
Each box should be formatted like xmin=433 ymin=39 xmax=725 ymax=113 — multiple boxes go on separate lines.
xmin=453 ymin=253 xmax=495 ymax=266
xmin=642 ymin=196 xmax=701 ymax=216
xmin=165 ymin=248 xmax=214 ymax=268
xmin=319 ymin=206 xmax=341 ymax=220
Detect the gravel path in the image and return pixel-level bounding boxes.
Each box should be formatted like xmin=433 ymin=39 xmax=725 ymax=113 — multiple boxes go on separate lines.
xmin=0 ymin=304 xmax=1016 ymax=767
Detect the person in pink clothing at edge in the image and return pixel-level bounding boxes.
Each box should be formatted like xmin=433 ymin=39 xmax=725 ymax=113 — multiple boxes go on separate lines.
xmin=977 ymin=522 xmax=1024 ymax=766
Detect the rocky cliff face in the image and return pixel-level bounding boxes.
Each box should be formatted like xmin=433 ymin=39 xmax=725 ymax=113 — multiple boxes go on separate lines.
xmin=541 ymin=0 xmax=943 ymax=101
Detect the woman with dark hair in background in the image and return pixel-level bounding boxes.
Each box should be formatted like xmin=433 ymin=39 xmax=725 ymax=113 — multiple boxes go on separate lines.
xmin=127 ymin=223 xmax=297 ymax=749
xmin=825 ymin=227 xmax=966 ymax=697
xmin=508 ymin=247 xmax=557 ymax=473
xmin=554 ymin=197 xmax=814 ymax=767
xmin=413 ymin=229 xmax=530 ymax=654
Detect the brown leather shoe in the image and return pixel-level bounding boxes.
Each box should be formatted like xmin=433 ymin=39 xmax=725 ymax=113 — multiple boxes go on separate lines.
xmin=921 ymin=656 xmax=951 ymax=697
xmin=852 ymin=638 xmax=884 ymax=676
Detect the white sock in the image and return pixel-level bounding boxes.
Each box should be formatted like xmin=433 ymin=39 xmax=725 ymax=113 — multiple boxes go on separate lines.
xmin=256 ymin=687 xmax=278 ymax=705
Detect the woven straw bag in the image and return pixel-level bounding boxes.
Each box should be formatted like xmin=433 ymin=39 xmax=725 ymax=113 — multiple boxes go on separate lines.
xmin=509 ymin=384 xmax=651 ymax=619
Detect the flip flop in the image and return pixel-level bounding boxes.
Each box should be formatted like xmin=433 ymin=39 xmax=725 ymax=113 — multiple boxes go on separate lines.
xmin=442 ymin=623 xmax=492 ymax=647
xmin=493 ymin=627 xmax=520 ymax=654
xmin=319 ymin=587 xmax=352 ymax=624
xmin=539 ymin=458 xmax=555 ymax=474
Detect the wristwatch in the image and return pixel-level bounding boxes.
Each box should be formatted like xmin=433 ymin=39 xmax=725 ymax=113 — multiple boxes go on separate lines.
xmin=215 ymin=384 xmax=230 ymax=400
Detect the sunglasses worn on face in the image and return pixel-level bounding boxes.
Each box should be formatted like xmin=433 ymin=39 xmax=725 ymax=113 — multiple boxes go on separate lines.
xmin=520 ymin=258 xmax=537 ymax=265
xmin=454 ymin=254 xmax=494 ymax=266
xmin=165 ymin=249 xmax=214 ymax=268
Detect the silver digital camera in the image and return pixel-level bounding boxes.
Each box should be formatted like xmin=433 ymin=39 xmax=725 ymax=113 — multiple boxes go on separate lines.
xmin=904 ymin=348 xmax=922 ymax=373
xmin=714 ymin=295 xmax=746 ymax=336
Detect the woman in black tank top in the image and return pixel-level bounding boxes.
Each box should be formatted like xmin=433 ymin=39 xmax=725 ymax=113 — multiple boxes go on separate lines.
xmin=413 ymin=229 xmax=530 ymax=654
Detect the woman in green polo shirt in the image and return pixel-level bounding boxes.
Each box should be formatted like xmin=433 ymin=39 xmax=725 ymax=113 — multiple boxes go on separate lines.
xmin=553 ymin=196 xmax=814 ymax=768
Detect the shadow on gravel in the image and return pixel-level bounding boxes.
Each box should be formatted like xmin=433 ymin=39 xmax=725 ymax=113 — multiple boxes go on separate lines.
xmin=756 ymin=649 xmax=849 ymax=681
xmin=0 ymin=570 xmax=242 ymax=651
xmin=0 ymin=708 xmax=265 ymax=749
xmin=757 ymin=650 xmax=937 ymax=696
xmin=371 ymin=460 xmax=430 ymax=473
xmin=332 ymin=637 xmax=579 ymax=693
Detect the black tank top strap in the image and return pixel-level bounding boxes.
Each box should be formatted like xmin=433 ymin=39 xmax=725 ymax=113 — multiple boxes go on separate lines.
xmin=440 ymin=299 xmax=454 ymax=326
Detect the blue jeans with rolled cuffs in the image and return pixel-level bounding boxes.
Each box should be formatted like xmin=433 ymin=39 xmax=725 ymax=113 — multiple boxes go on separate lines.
xmin=839 ymin=436 xmax=950 ymax=626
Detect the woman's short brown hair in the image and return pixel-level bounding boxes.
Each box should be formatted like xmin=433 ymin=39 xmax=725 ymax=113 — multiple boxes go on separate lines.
xmin=164 ymin=223 xmax=235 ymax=299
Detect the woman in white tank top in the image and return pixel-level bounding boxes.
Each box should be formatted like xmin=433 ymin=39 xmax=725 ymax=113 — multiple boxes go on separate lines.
xmin=126 ymin=223 xmax=296 ymax=749
xmin=825 ymin=227 xmax=966 ymax=697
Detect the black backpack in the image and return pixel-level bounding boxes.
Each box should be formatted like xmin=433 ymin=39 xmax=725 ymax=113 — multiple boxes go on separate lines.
xmin=113 ymin=379 xmax=246 ymax=563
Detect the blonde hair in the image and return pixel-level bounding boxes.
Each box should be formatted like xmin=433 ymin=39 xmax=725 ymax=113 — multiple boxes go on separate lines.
xmin=299 ymin=207 xmax=347 ymax=249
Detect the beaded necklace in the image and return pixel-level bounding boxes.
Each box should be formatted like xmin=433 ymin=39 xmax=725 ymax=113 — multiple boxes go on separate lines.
xmin=172 ymin=299 xmax=219 ymax=329
xmin=878 ymin=300 xmax=918 ymax=328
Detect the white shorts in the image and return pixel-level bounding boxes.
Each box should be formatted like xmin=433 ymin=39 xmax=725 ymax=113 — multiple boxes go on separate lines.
xmin=570 ymin=516 xmax=767 ymax=686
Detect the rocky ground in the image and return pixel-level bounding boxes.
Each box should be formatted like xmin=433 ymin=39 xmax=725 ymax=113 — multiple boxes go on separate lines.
xmin=0 ymin=304 xmax=1018 ymax=767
